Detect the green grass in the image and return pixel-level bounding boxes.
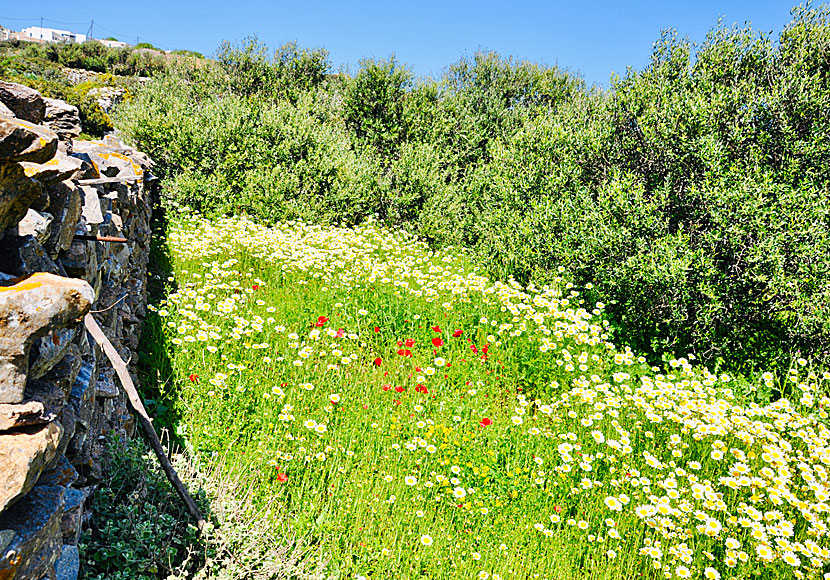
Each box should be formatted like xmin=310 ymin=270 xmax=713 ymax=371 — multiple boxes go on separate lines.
xmin=143 ymin=210 xmax=830 ymax=580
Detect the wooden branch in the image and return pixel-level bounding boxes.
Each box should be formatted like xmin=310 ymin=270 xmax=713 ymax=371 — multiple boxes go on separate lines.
xmin=84 ymin=313 xmax=207 ymax=531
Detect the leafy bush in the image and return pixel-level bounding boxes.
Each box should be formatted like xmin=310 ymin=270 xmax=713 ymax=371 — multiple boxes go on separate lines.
xmin=116 ymin=6 xmax=830 ymax=375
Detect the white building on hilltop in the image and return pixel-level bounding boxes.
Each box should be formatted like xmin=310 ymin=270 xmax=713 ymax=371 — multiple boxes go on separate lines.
xmin=20 ymin=26 xmax=87 ymax=43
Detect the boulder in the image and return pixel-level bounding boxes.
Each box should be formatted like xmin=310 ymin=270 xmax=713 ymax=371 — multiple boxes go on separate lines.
xmin=0 ymin=163 xmax=42 ymax=234
xmin=42 ymin=99 xmax=81 ymax=142
xmin=0 ymin=273 xmax=94 ymax=404
xmin=0 ymin=81 xmax=46 ymax=124
xmin=0 ymin=484 xmax=65 ymax=579
xmin=0 ymin=422 xmax=62 ymax=512
xmin=0 ymin=117 xmax=58 ymax=164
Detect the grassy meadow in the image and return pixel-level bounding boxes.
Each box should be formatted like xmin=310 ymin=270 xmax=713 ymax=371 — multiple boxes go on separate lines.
xmin=138 ymin=210 xmax=830 ymax=580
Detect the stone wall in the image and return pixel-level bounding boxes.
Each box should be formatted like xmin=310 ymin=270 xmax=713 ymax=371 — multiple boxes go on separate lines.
xmin=0 ymin=80 xmax=155 ymax=580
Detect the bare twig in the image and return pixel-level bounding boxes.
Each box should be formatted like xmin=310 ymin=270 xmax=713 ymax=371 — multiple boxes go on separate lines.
xmin=84 ymin=313 xmax=207 ymax=531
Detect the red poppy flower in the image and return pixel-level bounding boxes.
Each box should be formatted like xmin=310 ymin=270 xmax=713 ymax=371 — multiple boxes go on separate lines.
xmin=432 ymin=337 xmax=444 ymax=348
xmin=554 ymin=505 xmax=562 ymax=513
xmin=404 ymin=338 xmax=415 ymax=348
xmin=336 ymin=328 xmax=344 ymax=338
xmin=315 ymin=315 xmax=329 ymax=327
xmin=394 ymin=400 xmax=401 ymax=405
xmin=482 ymin=345 xmax=489 ymax=354
xmin=373 ymin=357 xmax=382 ymax=366
xmin=416 ymin=384 xmax=429 ymax=394
xmin=374 ymin=327 xmax=380 ymax=333
xmin=394 ymin=386 xmax=405 ymax=393
xmin=252 ymin=284 xmax=259 ymax=290
xmin=382 ymin=384 xmax=391 ymax=391
xmin=431 ymin=325 xmax=441 ymax=333
xmin=452 ymin=329 xmax=463 ymax=337
xmin=277 ymin=472 xmax=288 ymax=483
xmin=188 ymin=374 xmax=199 ymax=382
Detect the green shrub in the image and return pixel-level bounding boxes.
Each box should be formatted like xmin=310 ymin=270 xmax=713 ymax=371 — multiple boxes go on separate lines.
xmin=116 ymin=5 xmax=830 ymax=375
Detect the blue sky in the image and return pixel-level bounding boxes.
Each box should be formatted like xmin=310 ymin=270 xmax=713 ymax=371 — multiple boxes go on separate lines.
xmin=1 ymin=1 xmax=798 ymax=86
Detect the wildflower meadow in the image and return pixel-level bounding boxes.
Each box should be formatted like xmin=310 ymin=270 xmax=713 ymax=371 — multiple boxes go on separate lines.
xmin=143 ymin=211 xmax=830 ymax=580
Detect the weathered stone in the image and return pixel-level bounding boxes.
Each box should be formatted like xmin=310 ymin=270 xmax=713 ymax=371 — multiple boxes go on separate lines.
xmin=40 ymin=347 xmax=82 ymax=398
xmin=66 ymin=152 xmax=99 ymax=180
xmin=30 ymin=327 xmax=78 ymax=380
xmin=0 ymin=273 xmax=94 ymax=403
xmin=20 ymin=151 xmax=82 ymax=186
xmin=0 ymin=380 xmax=64 ymax=431
xmin=0 ymin=81 xmax=46 ymax=124
xmin=0 ymin=422 xmax=62 ymax=512
xmin=0 ymin=235 xmax=61 ymax=277
xmin=54 ymin=544 xmax=79 ymax=580
xmin=42 ymin=99 xmax=81 ymax=143
xmin=0 ymin=484 xmax=65 ymax=580
xmin=44 ymin=181 xmax=81 ymax=257
xmin=59 ymin=489 xmax=84 ymax=545
xmin=94 ymin=370 xmax=119 ymax=399
xmin=0 ymin=117 xmax=58 ymax=163
xmin=77 ymin=186 xmax=103 ymax=225
xmin=0 ymin=162 xmax=42 ymax=235
xmin=35 ymin=455 xmax=78 ymax=488
xmin=16 ymin=209 xmax=53 ymax=244
xmin=0 ymin=101 xmax=12 ymax=117
xmin=71 ymin=141 xmax=143 ymax=179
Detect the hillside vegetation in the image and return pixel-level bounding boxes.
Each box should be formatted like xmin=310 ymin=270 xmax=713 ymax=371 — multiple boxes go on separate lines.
xmin=116 ymin=7 xmax=830 ymax=379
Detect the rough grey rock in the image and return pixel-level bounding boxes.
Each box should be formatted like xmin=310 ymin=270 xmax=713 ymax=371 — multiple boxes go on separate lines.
xmin=0 ymin=162 xmax=42 ymax=235
xmin=20 ymin=151 xmax=82 ymax=186
xmin=16 ymin=209 xmax=53 ymax=244
xmin=44 ymin=181 xmax=81 ymax=258
xmin=42 ymin=99 xmax=81 ymax=143
xmin=77 ymin=186 xmax=103 ymax=225
xmin=0 ymin=484 xmax=65 ymax=579
xmin=0 ymin=117 xmax=58 ymax=164
xmin=0 ymin=235 xmax=61 ymax=277
xmin=0 ymin=380 xmax=64 ymax=431
xmin=0 ymin=273 xmax=94 ymax=404
xmin=0 ymin=101 xmax=12 ymax=117
xmin=0 ymin=422 xmax=63 ymax=512
xmin=59 ymin=489 xmax=84 ymax=545
xmin=35 ymin=455 xmax=78 ymax=488
xmin=0 ymin=81 xmax=46 ymax=124
xmin=30 ymin=327 xmax=78 ymax=380
xmin=41 ymin=348 xmax=82 ymax=398
xmin=54 ymin=543 xmax=79 ymax=580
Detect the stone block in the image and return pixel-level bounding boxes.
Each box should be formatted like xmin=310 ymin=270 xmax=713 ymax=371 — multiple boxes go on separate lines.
xmin=0 ymin=484 xmax=65 ymax=580
xmin=0 ymin=117 xmax=57 ymax=164
xmin=0 ymin=380 xmax=64 ymax=432
xmin=54 ymin=544 xmax=79 ymax=580
xmin=0 ymin=273 xmax=94 ymax=404
xmin=0 ymin=162 xmax=42 ymax=235
xmin=0 ymin=81 xmax=46 ymax=124
xmin=0 ymin=422 xmax=62 ymax=512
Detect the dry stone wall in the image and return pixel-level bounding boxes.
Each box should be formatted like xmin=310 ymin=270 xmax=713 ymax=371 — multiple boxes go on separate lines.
xmin=0 ymin=80 xmax=155 ymax=580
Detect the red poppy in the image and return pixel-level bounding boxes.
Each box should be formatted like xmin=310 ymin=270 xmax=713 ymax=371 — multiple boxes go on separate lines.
xmin=432 ymin=337 xmax=444 ymax=348
xmin=471 ymin=345 xmax=479 ymax=354
xmin=252 ymin=284 xmax=259 ymax=290
xmin=416 ymin=384 xmax=429 ymax=394
xmin=277 ymin=472 xmax=288 ymax=483
xmin=188 ymin=374 xmax=199 ymax=382
xmin=482 ymin=345 xmax=489 ymax=354
xmin=394 ymin=386 xmax=405 ymax=393
xmin=404 ymin=338 xmax=415 ymax=348
xmin=382 ymin=384 xmax=391 ymax=391
xmin=431 ymin=325 xmax=441 ymax=333
xmin=554 ymin=505 xmax=562 ymax=513
xmin=336 ymin=328 xmax=345 ymax=338
xmin=315 ymin=315 xmax=329 ymax=327
xmin=374 ymin=327 xmax=380 ymax=333
xmin=479 ymin=417 xmax=492 ymax=427
xmin=373 ymin=357 xmax=382 ymax=366
xmin=394 ymin=400 xmax=401 ymax=405
xmin=452 ymin=329 xmax=463 ymax=337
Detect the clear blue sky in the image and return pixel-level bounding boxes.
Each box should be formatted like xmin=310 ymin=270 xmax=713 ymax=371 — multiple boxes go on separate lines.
xmin=1 ymin=1 xmax=799 ymax=86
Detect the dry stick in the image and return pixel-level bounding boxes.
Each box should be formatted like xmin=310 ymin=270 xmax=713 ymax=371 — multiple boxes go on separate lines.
xmin=84 ymin=313 xmax=207 ymax=531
